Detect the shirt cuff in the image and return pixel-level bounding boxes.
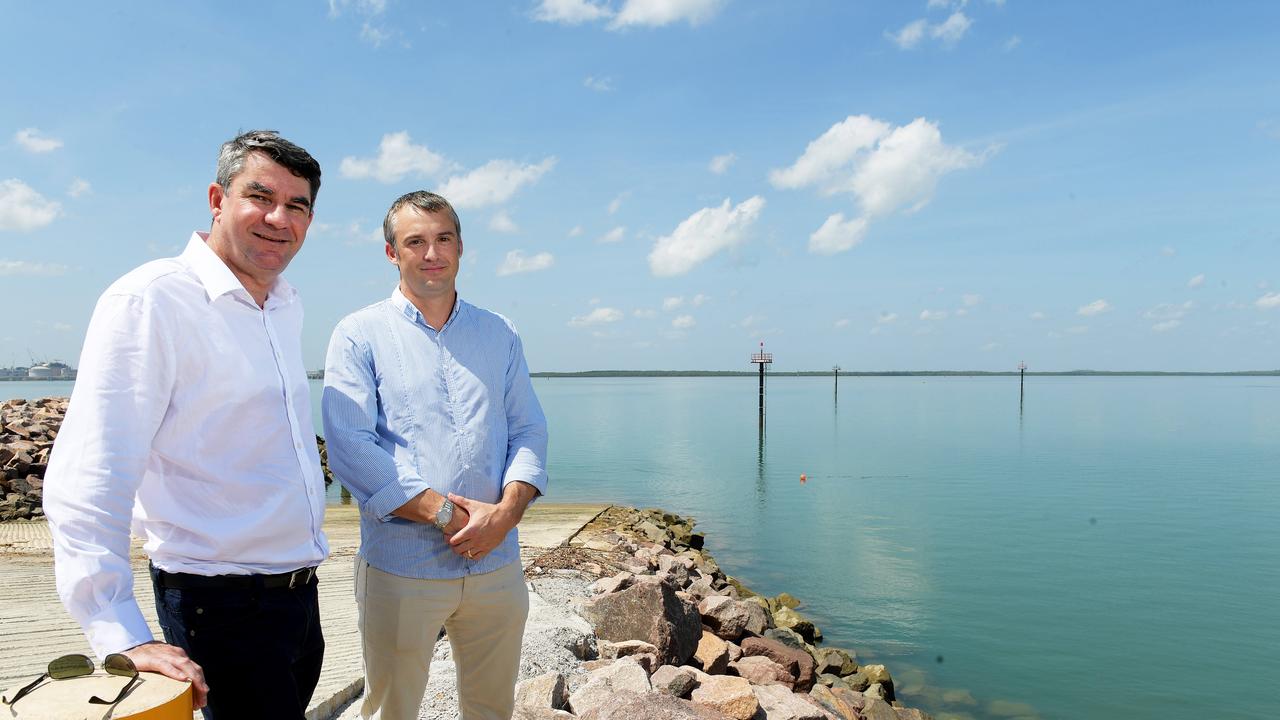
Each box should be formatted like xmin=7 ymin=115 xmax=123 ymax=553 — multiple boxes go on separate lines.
xmin=367 ymin=476 xmax=432 ymax=522
xmin=85 ymin=600 xmax=154 ymax=660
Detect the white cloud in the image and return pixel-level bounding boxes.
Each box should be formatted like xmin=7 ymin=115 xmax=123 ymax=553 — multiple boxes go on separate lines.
xmin=569 ymin=307 xmax=624 ymax=326
xmin=808 ymin=213 xmax=869 ymax=255
xmin=835 ymin=318 xmax=851 ymax=328
xmin=663 ymin=296 xmax=684 ymax=311
xmin=584 ymin=75 xmax=614 ymax=92
xmin=1152 ymin=320 xmax=1181 ymax=332
xmin=489 ymin=210 xmax=519 ymax=234
xmin=607 ymin=192 xmax=628 ymax=214
xmin=438 ymin=157 xmax=556 ymax=209
xmin=1161 ymin=246 xmax=1177 ymax=257
xmin=850 ymin=118 xmax=982 ymax=216
xmin=648 ymin=196 xmax=765 ymax=276
xmin=887 ymin=19 xmax=928 ymax=49
xmin=341 ymin=132 xmax=449 ymax=183
xmin=772 ymin=115 xmax=981 ymax=255
xmin=568 ymin=225 xmax=584 ymax=237
xmin=1077 ymin=299 xmax=1111 ymax=316
xmin=1029 ymin=311 xmax=1046 ymax=320
xmin=878 ymin=312 xmax=898 ymax=324
xmin=1144 ymin=301 xmax=1192 ymax=322
xmin=955 ymin=308 xmax=969 ymax=317
xmin=920 ymin=309 xmax=949 ymax=321
xmin=344 ymin=221 xmax=385 ymax=246
xmin=709 ymin=153 xmax=736 ymax=174
xmin=360 ymin=22 xmax=391 ymax=47
xmin=962 ymin=293 xmax=982 ymax=307
xmin=887 ymin=12 xmax=971 ymax=50
xmin=0 ymin=259 xmax=69 ymax=276
xmin=14 ymin=128 xmax=62 ymax=153
xmin=691 ymin=293 xmax=709 ymax=307
xmin=672 ymin=315 xmax=696 ymax=329
xmin=497 ymin=250 xmax=554 ymax=276
xmin=608 ymin=0 xmax=725 ymax=29
xmin=931 ymin=11 xmax=972 ymax=46
xmin=597 ymin=226 xmax=626 ymax=243
xmin=771 ymin=115 xmax=890 ymax=192
xmin=982 ymin=342 xmax=1000 ymax=351
xmin=67 ymin=178 xmax=91 ymax=198
xmin=1065 ymin=325 xmax=1090 ymax=335
xmin=0 ymin=179 xmax=61 ymax=231
xmin=1257 ymin=292 xmax=1280 ymax=310
xmin=633 ymin=308 xmax=658 ymax=319
xmin=534 ymin=0 xmax=612 ymax=24
xmin=1188 ymin=273 xmax=1205 ymax=288
xmin=329 ymin=0 xmax=386 ymax=17
xmin=1003 ymin=34 xmax=1022 ymax=52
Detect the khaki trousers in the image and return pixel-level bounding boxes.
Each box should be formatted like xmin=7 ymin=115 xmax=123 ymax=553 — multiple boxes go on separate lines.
xmin=355 ymin=557 xmax=530 ymax=720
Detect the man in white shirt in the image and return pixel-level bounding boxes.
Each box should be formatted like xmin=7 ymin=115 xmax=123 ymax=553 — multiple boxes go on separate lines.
xmin=43 ymin=130 xmax=329 ymax=719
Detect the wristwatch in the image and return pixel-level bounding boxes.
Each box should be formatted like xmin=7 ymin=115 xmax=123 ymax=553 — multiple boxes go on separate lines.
xmin=434 ymin=499 xmax=455 ymax=531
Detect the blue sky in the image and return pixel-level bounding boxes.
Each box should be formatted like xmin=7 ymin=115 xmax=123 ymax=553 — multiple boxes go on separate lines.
xmin=2 ymin=1 xmax=1278 ymax=372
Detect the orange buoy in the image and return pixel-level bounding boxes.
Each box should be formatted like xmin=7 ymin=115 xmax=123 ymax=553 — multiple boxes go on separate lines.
xmin=799 ymin=473 xmax=807 ymax=484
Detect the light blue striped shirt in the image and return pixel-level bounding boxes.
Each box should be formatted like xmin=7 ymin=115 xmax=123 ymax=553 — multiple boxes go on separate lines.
xmin=321 ymin=287 xmax=548 ymax=578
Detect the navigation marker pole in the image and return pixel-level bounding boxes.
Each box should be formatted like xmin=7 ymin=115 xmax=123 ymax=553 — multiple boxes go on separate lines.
xmin=1019 ymin=361 xmax=1026 ymax=410
xmin=833 ymin=365 xmax=840 ymax=402
xmin=751 ymin=342 xmax=773 ymax=427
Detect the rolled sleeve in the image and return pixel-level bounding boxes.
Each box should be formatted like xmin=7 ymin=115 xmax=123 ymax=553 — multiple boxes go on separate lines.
xmin=502 ymin=331 xmax=548 ymax=497
xmin=322 ymin=319 xmax=430 ymax=521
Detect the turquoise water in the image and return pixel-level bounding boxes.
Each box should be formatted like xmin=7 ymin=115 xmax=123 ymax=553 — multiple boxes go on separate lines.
xmin=8 ymin=376 xmax=1276 ymax=719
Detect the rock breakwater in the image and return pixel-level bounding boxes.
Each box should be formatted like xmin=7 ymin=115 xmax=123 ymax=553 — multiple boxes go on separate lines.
xmin=522 ymin=506 xmax=933 ymax=720
xmin=0 ymin=397 xmax=62 ymax=521
xmin=1 ymin=397 xmax=335 ymax=522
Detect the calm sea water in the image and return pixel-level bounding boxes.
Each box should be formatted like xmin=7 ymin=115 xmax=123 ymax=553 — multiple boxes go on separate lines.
xmin=8 ymin=376 xmax=1276 ymax=719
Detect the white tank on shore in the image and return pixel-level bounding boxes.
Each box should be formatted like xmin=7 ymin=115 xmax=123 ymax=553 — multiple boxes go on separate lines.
xmin=27 ymin=362 xmax=75 ymax=379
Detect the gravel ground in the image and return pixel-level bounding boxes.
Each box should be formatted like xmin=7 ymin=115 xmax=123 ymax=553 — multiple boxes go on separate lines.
xmin=333 ymin=569 xmax=598 ymax=720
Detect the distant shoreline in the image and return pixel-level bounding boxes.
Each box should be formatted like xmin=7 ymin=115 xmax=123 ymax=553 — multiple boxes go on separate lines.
xmin=528 ymin=369 xmax=1280 ymax=378
xmin=7 ymin=370 xmax=1279 ymax=383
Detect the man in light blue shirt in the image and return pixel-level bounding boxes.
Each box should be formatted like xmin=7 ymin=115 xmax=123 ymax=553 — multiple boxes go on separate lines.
xmin=321 ymin=190 xmax=548 ymax=720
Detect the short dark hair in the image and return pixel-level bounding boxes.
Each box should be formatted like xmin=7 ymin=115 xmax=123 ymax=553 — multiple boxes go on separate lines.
xmin=383 ymin=191 xmax=461 ymax=247
xmin=215 ymin=130 xmax=322 ymax=210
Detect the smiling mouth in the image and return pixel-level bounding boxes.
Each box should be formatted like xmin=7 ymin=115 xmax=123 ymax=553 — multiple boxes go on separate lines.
xmin=254 ymin=232 xmax=291 ymax=243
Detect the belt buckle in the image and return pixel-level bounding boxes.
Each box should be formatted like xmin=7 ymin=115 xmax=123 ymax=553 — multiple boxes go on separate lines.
xmin=288 ymin=567 xmax=315 ymax=589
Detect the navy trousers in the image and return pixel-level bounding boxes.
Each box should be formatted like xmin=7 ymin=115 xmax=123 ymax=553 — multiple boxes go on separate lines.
xmin=151 ymin=566 xmax=325 ymax=720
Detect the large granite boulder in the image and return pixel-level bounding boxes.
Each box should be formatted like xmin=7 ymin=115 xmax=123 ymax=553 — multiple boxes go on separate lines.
xmin=580 ymin=576 xmax=701 ymax=666
xmin=753 ymin=683 xmax=829 ymax=720
xmin=514 ymin=672 xmax=568 ymax=717
xmin=700 ymin=595 xmax=769 ymax=641
xmin=845 ymin=664 xmax=895 ymax=701
xmin=651 ymin=665 xmax=699 ymax=698
xmin=579 ymin=690 xmax=735 ymax=720
xmin=741 ymin=636 xmax=815 ymax=692
xmin=568 ymin=658 xmax=652 ymax=717
xmin=728 ymin=655 xmax=794 ymax=689
xmin=690 ymin=675 xmax=759 ymax=720
xmin=814 ymin=647 xmax=858 ymax=677
xmin=808 ymin=684 xmax=866 ymax=720
xmin=772 ymin=606 xmax=818 ymax=643
xmin=693 ymin=630 xmax=731 ymax=674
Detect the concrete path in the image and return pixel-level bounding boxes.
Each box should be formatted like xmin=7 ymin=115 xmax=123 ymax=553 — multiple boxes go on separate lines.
xmin=0 ymin=502 xmax=607 ymax=719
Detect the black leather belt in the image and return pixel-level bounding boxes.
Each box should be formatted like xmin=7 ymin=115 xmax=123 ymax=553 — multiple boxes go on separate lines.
xmin=151 ymin=565 xmax=318 ymax=591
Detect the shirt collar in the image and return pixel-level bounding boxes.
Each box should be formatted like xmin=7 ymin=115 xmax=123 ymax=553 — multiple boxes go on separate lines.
xmin=181 ymin=231 xmax=298 ymax=308
xmin=391 ymin=285 xmax=463 ymax=331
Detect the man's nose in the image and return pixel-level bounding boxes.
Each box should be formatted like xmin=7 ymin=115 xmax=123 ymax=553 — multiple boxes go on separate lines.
xmin=263 ymin=203 xmax=288 ymax=228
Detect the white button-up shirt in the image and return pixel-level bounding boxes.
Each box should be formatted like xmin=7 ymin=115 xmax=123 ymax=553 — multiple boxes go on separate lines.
xmin=44 ymin=232 xmax=329 ymax=658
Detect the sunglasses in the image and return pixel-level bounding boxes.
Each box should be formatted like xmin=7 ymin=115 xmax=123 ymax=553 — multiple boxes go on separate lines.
xmin=1 ymin=653 xmax=140 ymax=707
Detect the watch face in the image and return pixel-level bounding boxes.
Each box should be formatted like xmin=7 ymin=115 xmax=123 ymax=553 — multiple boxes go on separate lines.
xmin=436 ymin=501 xmax=453 ymax=529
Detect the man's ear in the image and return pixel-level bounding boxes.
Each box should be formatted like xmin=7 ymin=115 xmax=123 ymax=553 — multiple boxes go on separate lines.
xmin=385 ymin=242 xmax=398 ymax=264
xmin=208 ymin=182 xmax=225 ymax=223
